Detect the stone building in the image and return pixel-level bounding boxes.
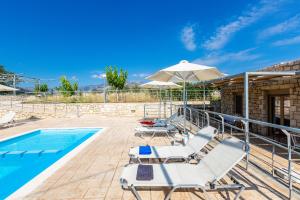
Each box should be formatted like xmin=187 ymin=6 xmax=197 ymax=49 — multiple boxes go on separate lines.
xmin=214 ymin=60 xmax=300 ymax=140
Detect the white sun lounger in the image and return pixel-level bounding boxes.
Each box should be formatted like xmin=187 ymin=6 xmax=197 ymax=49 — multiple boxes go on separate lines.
xmin=135 ymin=124 xmax=177 ymax=139
xmin=135 ymin=114 xmax=187 ymax=139
xmin=120 ymin=137 xmax=247 ymax=200
xmin=141 ymin=113 xmax=179 ymax=127
xmin=129 ymin=126 xmax=218 ymax=163
xmin=0 ymin=111 xmax=16 ymax=127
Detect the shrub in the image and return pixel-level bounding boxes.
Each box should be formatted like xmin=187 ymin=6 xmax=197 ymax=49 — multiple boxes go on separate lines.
xmin=58 ymin=76 xmax=78 ymax=97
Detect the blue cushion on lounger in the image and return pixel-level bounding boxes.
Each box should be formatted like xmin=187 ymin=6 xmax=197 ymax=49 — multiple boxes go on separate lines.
xmin=139 ymin=146 xmax=151 ymax=155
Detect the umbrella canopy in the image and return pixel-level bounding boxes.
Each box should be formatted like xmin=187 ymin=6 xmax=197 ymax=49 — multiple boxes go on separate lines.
xmin=140 ymin=81 xmax=182 ymax=89
xmin=147 ymin=60 xmax=224 ymax=134
xmin=0 ymin=84 xmax=18 ymax=92
xmin=147 ymin=60 xmax=224 ymax=82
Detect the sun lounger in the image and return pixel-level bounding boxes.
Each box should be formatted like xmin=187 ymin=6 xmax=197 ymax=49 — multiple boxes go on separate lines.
xmin=0 ymin=111 xmax=15 ymax=127
xmin=134 ymin=124 xmax=177 ymax=139
xmin=129 ymin=126 xmax=218 ymax=163
xmin=120 ymin=137 xmax=247 ymax=200
xmin=139 ymin=113 xmax=181 ymax=127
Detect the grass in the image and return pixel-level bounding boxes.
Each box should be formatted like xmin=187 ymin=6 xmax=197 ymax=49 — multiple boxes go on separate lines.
xmin=21 ymin=90 xmax=214 ymax=104
xmin=23 ymin=92 xmax=161 ymax=103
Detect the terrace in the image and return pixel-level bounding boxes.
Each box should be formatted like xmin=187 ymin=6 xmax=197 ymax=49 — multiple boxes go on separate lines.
xmin=0 ymin=61 xmax=300 ymax=200
xmin=0 ymin=113 xmax=298 ymax=200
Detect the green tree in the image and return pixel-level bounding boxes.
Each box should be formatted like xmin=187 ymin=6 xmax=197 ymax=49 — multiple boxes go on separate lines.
xmin=40 ymin=83 xmax=49 ymax=92
xmin=58 ymin=76 xmax=78 ymax=96
xmin=34 ymin=83 xmax=49 ymax=93
xmin=105 ymin=66 xmax=128 ymax=90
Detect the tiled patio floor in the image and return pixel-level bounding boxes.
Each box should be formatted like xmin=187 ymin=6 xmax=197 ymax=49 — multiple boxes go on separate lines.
xmin=1 ymin=115 xmax=299 ymax=200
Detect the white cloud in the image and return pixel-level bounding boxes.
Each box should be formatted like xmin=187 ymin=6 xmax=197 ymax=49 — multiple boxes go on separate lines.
xmin=194 ymin=48 xmax=261 ymax=66
xmin=181 ymin=25 xmax=197 ymax=51
xmin=71 ymin=76 xmax=78 ymax=81
xmin=272 ymin=35 xmax=300 ymax=46
xmin=203 ymin=0 xmax=284 ymax=50
xmin=259 ymin=14 xmax=300 ymax=39
xmin=132 ymin=73 xmax=149 ymax=78
xmin=91 ymin=73 xmax=106 ymax=79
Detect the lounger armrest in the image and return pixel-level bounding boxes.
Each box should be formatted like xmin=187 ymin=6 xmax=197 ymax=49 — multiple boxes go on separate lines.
xmin=172 ymin=141 xmax=183 ymax=146
xmin=120 ymin=178 xmax=129 ymax=189
xmin=163 ymin=156 xmax=188 ymax=163
xmin=190 ymin=152 xmax=206 ymax=161
xmin=171 ymin=138 xmax=184 ymax=146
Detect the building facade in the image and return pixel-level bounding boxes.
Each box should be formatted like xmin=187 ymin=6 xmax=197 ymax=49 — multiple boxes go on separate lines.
xmin=219 ymin=60 xmax=300 ymax=138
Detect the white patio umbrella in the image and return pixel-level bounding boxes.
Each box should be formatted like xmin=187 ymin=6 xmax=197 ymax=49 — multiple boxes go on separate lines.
xmin=0 ymin=84 xmax=18 ymax=92
xmin=140 ymin=81 xmax=182 ymax=118
xmin=147 ymin=60 xmax=224 ymax=133
xmin=140 ymin=81 xmax=182 ymax=89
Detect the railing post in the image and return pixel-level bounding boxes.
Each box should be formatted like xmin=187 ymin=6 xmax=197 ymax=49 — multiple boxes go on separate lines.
xmin=104 ymin=88 xmax=107 ymax=103
xmin=244 ymin=72 xmax=250 ymax=171
xmin=241 ymin=120 xmax=250 ymax=170
xmin=282 ymin=129 xmax=293 ymax=200
xmin=164 ymin=101 xmax=166 ymax=119
xmin=189 ymin=108 xmax=192 ymax=131
xmin=272 ymin=144 xmax=275 ymax=176
xmin=204 ymin=112 xmax=209 ymax=126
xmin=202 ymin=112 xmax=204 ymax=127
xmin=218 ymin=115 xmax=224 ymax=139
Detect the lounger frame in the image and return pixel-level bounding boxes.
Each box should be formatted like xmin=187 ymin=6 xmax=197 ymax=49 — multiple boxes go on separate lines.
xmin=121 ymin=175 xmax=245 ymax=200
xmin=121 ymin=137 xmax=248 ymax=200
xmin=130 ymin=126 xmax=218 ymax=164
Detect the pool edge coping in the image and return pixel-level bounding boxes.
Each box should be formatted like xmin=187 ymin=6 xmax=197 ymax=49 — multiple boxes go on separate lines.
xmin=5 ymin=127 xmax=107 ymax=200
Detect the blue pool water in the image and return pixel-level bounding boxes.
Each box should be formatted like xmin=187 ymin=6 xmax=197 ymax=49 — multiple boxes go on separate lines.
xmin=0 ymin=128 xmax=101 ymax=199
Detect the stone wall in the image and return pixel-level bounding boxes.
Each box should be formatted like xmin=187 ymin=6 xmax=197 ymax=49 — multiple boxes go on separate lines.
xmin=0 ymin=102 xmax=178 ymax=120
xmin=220 ymin=60 xmax=300 ymax=133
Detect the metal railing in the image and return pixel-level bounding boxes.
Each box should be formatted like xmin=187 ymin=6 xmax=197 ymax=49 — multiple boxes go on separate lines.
xmin=1 ymin=88 xmax=215 ymax=103
xmin=177 ymin=105 xmax=300 ymax=200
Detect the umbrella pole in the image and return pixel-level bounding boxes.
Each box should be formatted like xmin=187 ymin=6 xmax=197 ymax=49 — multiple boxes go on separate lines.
xmin=170 ymin=89 xmax=172 ymax=115
xmin=183 ymin=80 xmax=186 ymax=134
xmin=159 ymin=88 xmax=162 ymax=119
xmin=203 ymin=83 xmax=206 ymax=110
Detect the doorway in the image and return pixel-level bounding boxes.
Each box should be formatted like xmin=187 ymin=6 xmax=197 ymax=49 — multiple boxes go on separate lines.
xmin=268 ymin=94 xmax=290 ymax=141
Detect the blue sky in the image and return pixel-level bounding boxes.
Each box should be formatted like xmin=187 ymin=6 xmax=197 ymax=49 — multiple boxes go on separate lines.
xmin=0 ymin=0 xmax=300 ymax=87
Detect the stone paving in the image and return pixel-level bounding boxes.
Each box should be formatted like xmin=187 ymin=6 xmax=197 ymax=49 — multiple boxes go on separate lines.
xmin=0 ymin=115 xmax=299 ymax=200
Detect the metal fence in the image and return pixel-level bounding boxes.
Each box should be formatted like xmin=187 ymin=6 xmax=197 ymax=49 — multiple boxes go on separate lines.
xmin=0 ymin=88 xmax=216 ymax=106
xmin=0 ymin=89 xmax=217 ymax=117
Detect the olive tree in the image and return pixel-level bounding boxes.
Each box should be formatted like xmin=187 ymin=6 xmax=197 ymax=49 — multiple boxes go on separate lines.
xmin=105 ymin=66 xmax=128 ymax=90
xmin=105 ymin=66 xmax=128 ymax=101
xmin=58 ymin=76 xmax=79 ymax=97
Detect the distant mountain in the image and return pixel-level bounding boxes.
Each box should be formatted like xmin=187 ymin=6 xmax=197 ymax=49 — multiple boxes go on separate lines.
xmin=79 ymin=81 xmax=145 ymax=91
xmin=79 ymin=84 xmax=104 ymax=91
xmin=17 ymin=87 xmax=34 ymax=93
xmin=16 ymin=80 xmax=146 ymax=93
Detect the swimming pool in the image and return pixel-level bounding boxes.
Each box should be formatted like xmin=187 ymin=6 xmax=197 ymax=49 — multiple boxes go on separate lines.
xmin=0 ymin=128 xmax=102 ymax=199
